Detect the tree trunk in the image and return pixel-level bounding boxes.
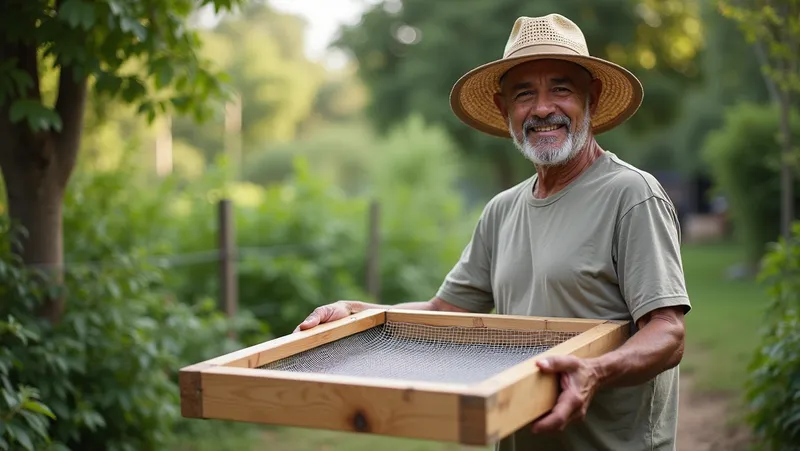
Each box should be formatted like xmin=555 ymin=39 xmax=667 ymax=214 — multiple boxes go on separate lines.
xmin=778 ymin=91 xmax=794 ymax=240
xmin=0 ymin=44 xmax=87 ymax=323
xmin=1 ymin=152 xmax=66 ymax=321
xmin=752 ymin=41 xmax=794 ymax=240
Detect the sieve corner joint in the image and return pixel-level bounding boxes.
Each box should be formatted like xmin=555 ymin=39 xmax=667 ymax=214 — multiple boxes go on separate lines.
xmin=458 ymin=393 xmax=493 ymax=445
xmin=179 ymin=362 xmax=212 ymax=419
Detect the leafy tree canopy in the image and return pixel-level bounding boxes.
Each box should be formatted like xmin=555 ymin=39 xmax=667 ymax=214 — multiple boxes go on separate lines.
xmin=1 ymin=0 xmax=244 ymax=131
xmin=333 ymin=0 xmax=705 ymax=189
xmin=0 ymin=0 xmax=246 ymax=322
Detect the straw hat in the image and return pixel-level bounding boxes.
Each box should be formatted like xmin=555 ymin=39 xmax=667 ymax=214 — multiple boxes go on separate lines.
xmin=450 ymin=14 xmax=644 ymax=138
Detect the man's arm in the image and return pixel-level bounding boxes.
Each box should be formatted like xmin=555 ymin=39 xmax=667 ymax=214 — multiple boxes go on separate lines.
xmin=294 ymin=297 xmax=472 ymax=332
xmin=531 ymin=305 xmax=686 ymax=434
xmin=589 ymin=305 xmax=685 ymax=387
xmin=344 ymin=297 xmax=473 ymax=314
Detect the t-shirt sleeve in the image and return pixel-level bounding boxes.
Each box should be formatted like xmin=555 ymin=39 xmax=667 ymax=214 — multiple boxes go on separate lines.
xmin=435 ymin=212 xmax=495 ymax=313
xmin=615 ymin=196 xmax=692 ymax=324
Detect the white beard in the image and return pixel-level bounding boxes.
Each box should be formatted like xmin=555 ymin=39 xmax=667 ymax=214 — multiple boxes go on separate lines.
xmin=510 ymin=99 xmax=591 ymax=167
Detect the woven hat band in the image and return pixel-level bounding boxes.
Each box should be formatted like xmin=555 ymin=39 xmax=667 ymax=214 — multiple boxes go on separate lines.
xmin=506 ymin=44 xmax=584 ymax=60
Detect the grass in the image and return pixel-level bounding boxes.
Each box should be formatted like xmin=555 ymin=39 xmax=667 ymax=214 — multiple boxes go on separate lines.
xmin=263 ymin=427 xmax=485 ymax=451
xmin=679 ymin=241 xmax=768 ymax=394
xmin=224 ymin=241 xmax=769 ymax=450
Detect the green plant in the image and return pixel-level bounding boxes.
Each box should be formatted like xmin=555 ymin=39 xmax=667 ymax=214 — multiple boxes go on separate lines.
xmin=0 ymin=213 xmax=264 ymax=451
xmin=746 ymin=222 xmax=800 ymax=450
xmin=165 ymin=117 xmax=480 ymax=335
xmin=0 ymin=220 xmax=61 ymax=451
xmin=701 ymin=101 xmax=800 ymax=265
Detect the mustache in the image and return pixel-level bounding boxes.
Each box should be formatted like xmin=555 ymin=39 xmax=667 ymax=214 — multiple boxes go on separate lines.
xmin=523 ymin=115 xmax=571 ymax=134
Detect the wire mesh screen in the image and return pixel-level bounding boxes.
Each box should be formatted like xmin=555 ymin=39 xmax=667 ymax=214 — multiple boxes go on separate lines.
xmin=258 ymin=321 xmax=580 ymax=385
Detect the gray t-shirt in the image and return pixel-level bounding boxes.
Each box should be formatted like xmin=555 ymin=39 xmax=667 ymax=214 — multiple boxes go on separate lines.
xmin=436 ymin=151 xmax=691 ymax=451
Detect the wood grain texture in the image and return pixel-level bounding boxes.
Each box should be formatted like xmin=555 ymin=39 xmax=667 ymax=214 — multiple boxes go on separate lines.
xmin=205 ymin=308 xmax=387 ymax=368
xmin=473 ymin=321 xmax=631 ymax=440
xmin=178 ymin=310 xmax=632 ymax=446
xmin=386 ymin=309 xmax=605 ymax=332
xmin=199 ymin=366 xmax=470 ymax=443
xmin=458 ymin=394 xmax=491 ymax=445
xmin=179 ymin=363 xmax=212 ymax=418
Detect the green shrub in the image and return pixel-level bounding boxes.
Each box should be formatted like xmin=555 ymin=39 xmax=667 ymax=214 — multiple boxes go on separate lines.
xmin=746 ymin=223 xmax=800 ymax=450
xmin=0 ymin=230 xmax=61 ymax=451
xmin=701 ymin=102 xmax=800 ymax=265
xmin=0 ymin=218 xmax=263 ymax=451
xmin=165 ymin=117 xmax=479 ymax=335
xmin=367 ymin=115 xmax=479 ymax=304
xmin=0 ymin=112 xmax=482 ymax=449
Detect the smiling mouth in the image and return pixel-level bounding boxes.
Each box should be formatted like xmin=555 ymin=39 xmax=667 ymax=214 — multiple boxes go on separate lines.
xmin=530 ymin=124 xmax=565 ymax=133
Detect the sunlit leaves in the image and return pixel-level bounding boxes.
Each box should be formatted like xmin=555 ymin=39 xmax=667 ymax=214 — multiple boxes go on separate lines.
xmin=169 ymin=2 xmax=327 ymax=163
xmin=719 ymin=0 xmax=800 ymax=95
xmin=0 ymin=0 xmax=246 ymax=132
xmin=331 ymin=0 xmax=706 ymax=188
xmin=634 ymin=0 xmax=704 ymax=73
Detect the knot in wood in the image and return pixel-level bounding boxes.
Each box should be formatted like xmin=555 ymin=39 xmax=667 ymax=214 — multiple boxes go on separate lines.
xmin=352 ymin=410 xmax=370 ymax=432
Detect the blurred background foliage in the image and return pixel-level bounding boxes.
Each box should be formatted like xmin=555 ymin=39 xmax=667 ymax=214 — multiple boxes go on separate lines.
xmin=1 ymin=0 xmax=799 ymax=450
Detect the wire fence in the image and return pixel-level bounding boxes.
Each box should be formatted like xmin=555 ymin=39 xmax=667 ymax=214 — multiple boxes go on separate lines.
xmin=26 ymin=244 xmax=328 ymax=271
xmin=19 ymin=198 xmax=383 ymax=337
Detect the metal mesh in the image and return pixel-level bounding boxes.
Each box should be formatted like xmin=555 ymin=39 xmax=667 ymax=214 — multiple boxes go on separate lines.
xmin=258 ymin=321 xmax=580 ymax=385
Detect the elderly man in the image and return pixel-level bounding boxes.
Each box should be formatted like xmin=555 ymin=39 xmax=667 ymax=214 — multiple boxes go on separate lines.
xmin=295 ymin=13 xmax=691 ymax=451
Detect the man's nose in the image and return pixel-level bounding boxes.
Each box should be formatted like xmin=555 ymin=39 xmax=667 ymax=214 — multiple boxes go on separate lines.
xmin=530 ymin=94 xmax=557 ymax=118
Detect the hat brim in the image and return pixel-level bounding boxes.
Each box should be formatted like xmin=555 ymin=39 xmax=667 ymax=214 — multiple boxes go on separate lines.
xmin=449 ymin=53 xmax=644 ymax=138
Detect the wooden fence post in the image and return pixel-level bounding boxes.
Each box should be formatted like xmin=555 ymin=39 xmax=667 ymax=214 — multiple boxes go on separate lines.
xmin=366 ymin=200 xmax=381 ymax=302
xmin=218 ymin=198 xmax=238 ymax=339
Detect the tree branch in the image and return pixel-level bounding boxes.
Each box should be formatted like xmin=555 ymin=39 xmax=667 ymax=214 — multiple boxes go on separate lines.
xmin=0 ymin=42 xmax=15 ymax=162
xmin=0 ymin=39 xmax=43 ymax=170
xmin=17 ymin=40 xmax=41 ymax=103
xmin=752 ymin=40 xmax=781 ymax=104
xmin=54 ymin=65 xmax=88 ymax=187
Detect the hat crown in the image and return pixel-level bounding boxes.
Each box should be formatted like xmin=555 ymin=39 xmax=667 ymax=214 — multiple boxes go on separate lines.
xmin=503 ymin=14 xmax=590 ymax=59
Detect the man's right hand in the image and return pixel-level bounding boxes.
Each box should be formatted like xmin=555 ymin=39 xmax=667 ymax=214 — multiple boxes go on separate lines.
xmin=292 ymin=301 xmax=353 ymax=333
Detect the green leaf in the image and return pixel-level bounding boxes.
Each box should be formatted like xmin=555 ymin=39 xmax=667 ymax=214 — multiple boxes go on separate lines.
xmin=58 ymin=0 xmax=96 ymax=30
xmin=94 ymin=72 xmax=123 ymax=96
xmin=121 ymin=77 xmax=147 ymax=103
xmin=8 ymin=424 xmax=34 ymax=451
xmin=21 ymin=400 xmax=56 ymax=420
xmin=120 ymin=17 xmax=147 ymax=41
xmin=8 ymin=99 xmax=63 ymax=132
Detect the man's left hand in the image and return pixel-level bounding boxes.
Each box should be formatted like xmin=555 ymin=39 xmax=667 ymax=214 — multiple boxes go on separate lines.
xmin=530 ymin=355 xmax=600 ymax=434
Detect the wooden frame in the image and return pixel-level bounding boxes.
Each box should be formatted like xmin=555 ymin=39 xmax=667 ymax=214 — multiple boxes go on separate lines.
xmin=179 ymin=308 xmax=630 ymax=446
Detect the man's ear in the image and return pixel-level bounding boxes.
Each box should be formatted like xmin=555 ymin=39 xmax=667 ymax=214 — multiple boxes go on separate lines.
xmin=493 ymin=92 xmax=509 ymax=121
xmin=588 ymin=78 xmax=602 ymax=115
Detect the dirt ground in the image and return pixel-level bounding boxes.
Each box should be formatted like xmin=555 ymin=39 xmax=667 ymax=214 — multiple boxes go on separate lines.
xmin=677 ymin=375 xmax=752 ymax=451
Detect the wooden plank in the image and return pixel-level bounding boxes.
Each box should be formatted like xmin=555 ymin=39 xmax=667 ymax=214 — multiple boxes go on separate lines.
xmin=180 ymin=363 xmax=211 ymax=418
xmin=205 ymin=309 xmax=387 ymax=368
xmin=471 ymin=321 xmax=630 ymax=440
xmin=458 ymin=395 xmax=490 ymax=445
xmin=178 ymin=311 xmax=631 ymax=445
xmin=198 ymin=366 xmax=472 ymax=443
xmin=386 ymin=309 xmax=605 ymax=333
